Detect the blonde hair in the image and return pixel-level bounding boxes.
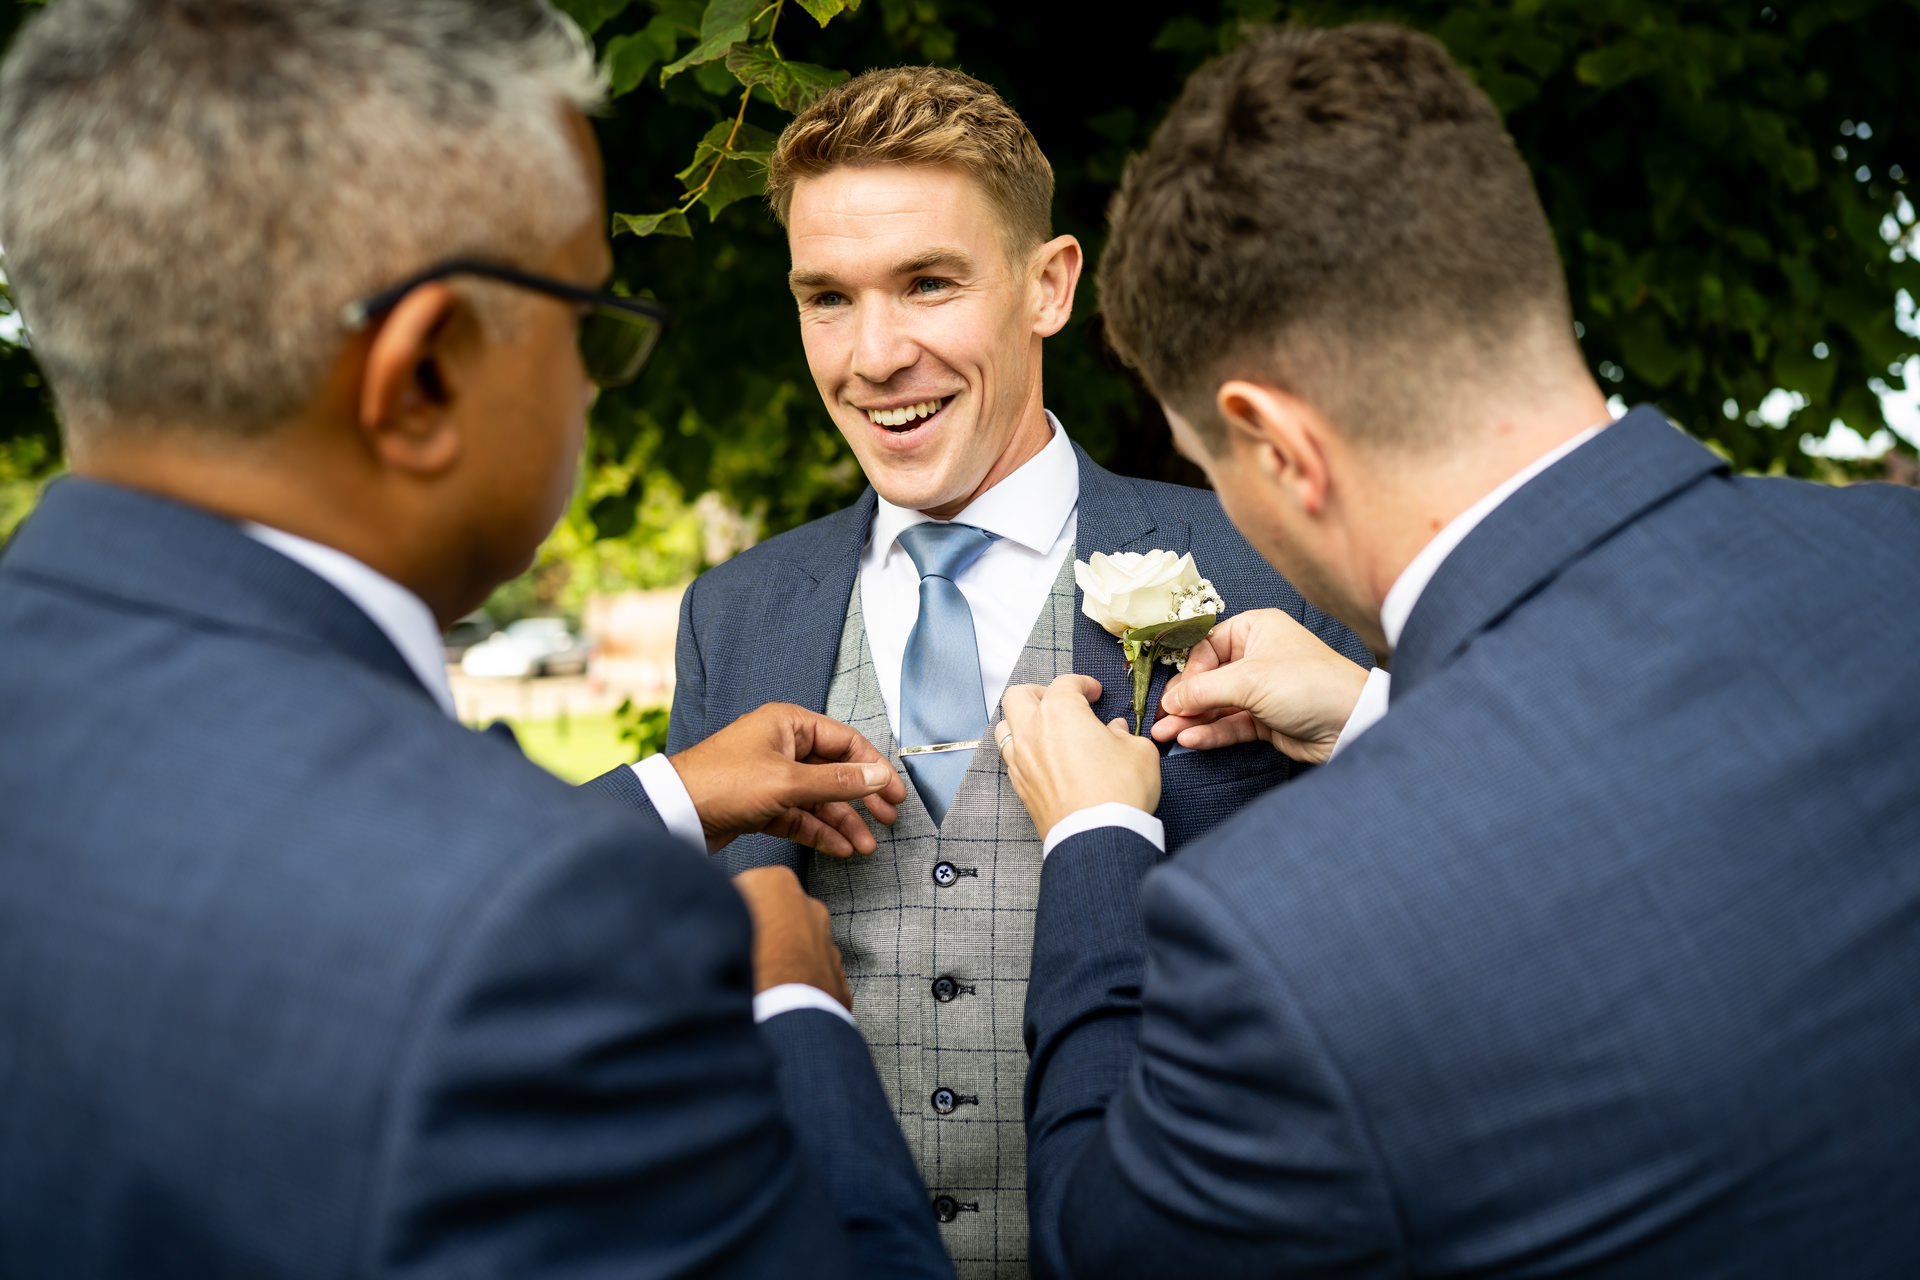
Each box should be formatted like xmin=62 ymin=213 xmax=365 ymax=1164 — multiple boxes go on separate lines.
xmin=767 ymin=66 xmax=1053 ymax=250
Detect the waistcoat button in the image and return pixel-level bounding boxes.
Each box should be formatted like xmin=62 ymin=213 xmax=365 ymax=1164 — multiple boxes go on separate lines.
xmin=933 ymin=1195 xmax=959 ymax=1223
xmin=932 ymin=860 xmax=958 ymax=887
xmin=931 ymin=1087 xmax=957 ymax=1115
xmin=931 ymin=975 xmax=959 ymax=1002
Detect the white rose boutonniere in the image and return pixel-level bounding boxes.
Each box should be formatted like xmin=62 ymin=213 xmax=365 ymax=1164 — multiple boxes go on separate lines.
xmin=1075 ymin=550 xmax=1225 ymax=733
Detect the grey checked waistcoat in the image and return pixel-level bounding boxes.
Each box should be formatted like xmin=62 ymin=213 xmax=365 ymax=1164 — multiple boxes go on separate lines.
xmin=810 ymin=556 xmax=1075 ymax=1280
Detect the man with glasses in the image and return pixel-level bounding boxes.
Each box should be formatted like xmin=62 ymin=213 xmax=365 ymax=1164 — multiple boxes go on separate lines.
xmin=0 ymin=1 xmax=948 ymax=1276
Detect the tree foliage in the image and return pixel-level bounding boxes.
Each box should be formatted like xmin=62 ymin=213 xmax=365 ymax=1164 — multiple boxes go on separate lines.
xmin=2 ymin=0 xmax=1915 ymax=558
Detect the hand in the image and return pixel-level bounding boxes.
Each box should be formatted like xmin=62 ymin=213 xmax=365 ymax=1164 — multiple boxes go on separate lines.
xmin=733 ymin=866 xmax=850 ymax=1006
xmin=995 ymin=674 xmax=1161 ymax=837
xmin=669 ymin=703 xmax=908 ymax=857
xmin=1152 ymin=609 xmax=1370 ymax=764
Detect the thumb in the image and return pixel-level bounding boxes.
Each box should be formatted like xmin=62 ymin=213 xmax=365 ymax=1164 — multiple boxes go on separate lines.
xmin=779 ymin=758 xmax=895 ymax=808
xmin=1163 ymin=662 xmax=1263 ymax=721
xmin=1106 ymin=717 xmax=1131 ymax=738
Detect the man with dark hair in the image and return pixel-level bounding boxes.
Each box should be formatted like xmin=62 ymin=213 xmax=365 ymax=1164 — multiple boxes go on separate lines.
xmin=0 ymin=2 xmax=949 ymax=1275
xmin=997 ymin=23 xmax=1920 ymax=1278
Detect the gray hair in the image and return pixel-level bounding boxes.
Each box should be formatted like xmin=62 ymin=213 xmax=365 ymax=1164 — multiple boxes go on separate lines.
xmin=0 ymin=0 xmax=606 ymax=437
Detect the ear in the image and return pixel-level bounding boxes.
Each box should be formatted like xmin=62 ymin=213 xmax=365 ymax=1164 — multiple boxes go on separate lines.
xmin=356 ymin=282 xmax=469 ymax=477
xmin=1216 ymin=380 xmax=1333 ymax=517
xmin=1028 ymin=234 xmax=1083 ymax=339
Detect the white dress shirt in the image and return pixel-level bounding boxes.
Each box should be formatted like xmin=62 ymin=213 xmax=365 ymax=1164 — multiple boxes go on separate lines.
xmin=1326 ymin=423 xmax=1606 ymax=757
xmin=863 ymin=411 xmax=1079 ymax=741
xmin=243 ymin=525 xmax=839 ymax=1026
xmin=241 ymin=523 xmax=457 ymax=717
xmin=1049 ymin=423 xmax=1607 ymax=851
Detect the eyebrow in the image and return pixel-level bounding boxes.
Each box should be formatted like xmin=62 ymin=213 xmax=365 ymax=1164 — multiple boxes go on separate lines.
xmin=788 ymin=247 xmax=978 ymax=293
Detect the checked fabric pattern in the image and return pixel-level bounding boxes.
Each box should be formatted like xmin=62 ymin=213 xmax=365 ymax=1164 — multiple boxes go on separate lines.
xmin=810 ymin=555 xmax=1076 ymax=1280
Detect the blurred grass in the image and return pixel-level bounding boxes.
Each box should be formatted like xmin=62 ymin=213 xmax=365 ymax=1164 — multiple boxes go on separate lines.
xmin=506 ymin=712 xmax=633 ymax=783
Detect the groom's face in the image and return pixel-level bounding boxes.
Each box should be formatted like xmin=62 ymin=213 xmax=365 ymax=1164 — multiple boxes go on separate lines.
xmin=786 ymin=164 xmax=1051 ymax=519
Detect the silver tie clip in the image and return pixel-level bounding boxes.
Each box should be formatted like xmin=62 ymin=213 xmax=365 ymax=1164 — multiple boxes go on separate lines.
xmin=897 ymin=739 xmax=982 ymax=757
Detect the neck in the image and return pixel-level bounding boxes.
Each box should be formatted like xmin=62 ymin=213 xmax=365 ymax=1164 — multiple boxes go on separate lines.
xmin=1350 ymin=380 xmax=1611 ymax=616
xmin=70 ymin=427 xmax=461 ymax=624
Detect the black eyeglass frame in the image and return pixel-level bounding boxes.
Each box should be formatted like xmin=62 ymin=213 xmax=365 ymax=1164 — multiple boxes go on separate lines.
xmin=339 ymin=258 xmax=674 ymax=388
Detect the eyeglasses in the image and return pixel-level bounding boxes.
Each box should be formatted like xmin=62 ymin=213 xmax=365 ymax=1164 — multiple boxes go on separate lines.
xmin=340 ymin=258 xmax=673 ymax=388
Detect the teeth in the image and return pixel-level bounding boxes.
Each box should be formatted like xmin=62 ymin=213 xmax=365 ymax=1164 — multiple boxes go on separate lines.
xmin=865 ymin=398 xmax=945 ymax=428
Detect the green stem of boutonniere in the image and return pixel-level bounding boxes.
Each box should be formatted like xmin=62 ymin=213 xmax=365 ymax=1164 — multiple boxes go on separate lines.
xmin=1120 ymin=614 xmax=1222 ymax=735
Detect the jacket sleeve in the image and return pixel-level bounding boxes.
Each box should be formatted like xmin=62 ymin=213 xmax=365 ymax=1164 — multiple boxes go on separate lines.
xmin=761 ymin=1009 xmax=955 ymax=1279
xmin=666 ymin=573 xmax=709 ymax=755
xmin=1025 ymin=829 xmax=1399 ymax=1279
xmin=371 ymin=817 xmax=948 ymax=1278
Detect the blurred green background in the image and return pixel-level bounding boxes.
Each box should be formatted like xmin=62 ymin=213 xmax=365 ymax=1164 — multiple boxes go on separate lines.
xmin=4 ymin=0 xmax=1916 ymax=771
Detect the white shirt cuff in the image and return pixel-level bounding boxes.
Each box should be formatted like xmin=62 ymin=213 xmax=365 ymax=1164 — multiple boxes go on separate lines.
xmin=630 ymin=754 xmax=706 ymax=853
xmin=1329 ymin=667 xmax=1392 ymax=759
xmin=1042 ymin=802 xmax=1166 ymax=860
xmin=753 ymin=982 xmax=856 ymax=1027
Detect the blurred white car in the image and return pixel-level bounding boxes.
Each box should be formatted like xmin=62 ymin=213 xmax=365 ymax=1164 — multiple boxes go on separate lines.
xmin=458 ymin=617 xmax=592 ymax=679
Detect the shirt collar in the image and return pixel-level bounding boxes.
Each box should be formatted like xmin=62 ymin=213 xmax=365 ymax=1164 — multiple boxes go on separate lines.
xmin=1380 ymin=422 xmax=1608 ymax=652
xmin=240 ymin=522 xmax=458 ymax=718
xmin=868 ymin=410 xmax=1078 ymax=560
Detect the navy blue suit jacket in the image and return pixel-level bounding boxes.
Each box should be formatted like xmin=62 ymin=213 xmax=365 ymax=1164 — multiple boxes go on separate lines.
xmin=1024 ymin=408 xmax=1920 ymax=1278
xmin=0 ymin=479 xmax=950 ymax=1279
xmin=631 ymin=445 xmax=1368 ymax=876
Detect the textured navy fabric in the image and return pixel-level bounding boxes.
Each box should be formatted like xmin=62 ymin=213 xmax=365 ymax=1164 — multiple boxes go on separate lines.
xmin=1023 ymin=407 xmax=1920 ymax=1278
xmin=618 ymin=444 xmax=1371 ymax=877
xmin=0 ymin=478 xmax=950 ymax=1279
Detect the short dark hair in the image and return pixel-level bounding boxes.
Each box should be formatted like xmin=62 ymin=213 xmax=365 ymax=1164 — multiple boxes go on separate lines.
xmin=1098 ymin=23 xmax=1575 ymax=447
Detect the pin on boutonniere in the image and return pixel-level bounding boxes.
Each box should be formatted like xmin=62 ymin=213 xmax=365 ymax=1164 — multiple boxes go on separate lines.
xmin=1075 ymin=550 xmax=1225 ymax=734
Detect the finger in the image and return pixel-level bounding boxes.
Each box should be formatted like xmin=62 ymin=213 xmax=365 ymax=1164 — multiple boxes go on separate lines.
xmin=1159 ymin=662 xmax=1261 ymax=721
xmin=859 ymin=790 xmax=901 ymax=828
xmin=765 ymin=806 xmax=857 ymax=858
xmin=1106 ymin=717 xmax=1131 ymax=738
xmin=811 ymin=799 xmax=878 ymax=856
xmin=1179 ymin=632 xmax=1228 ymax=678
xmin=1000 ymin=683 xmax=1044 ymax=736
xmin=795 ymin=755 xmax=902 ymax=823
xmin=1152 ymin=702 xmax=1233 ymax=741
xmin=789 ymin=711 xmax=909 ymax=805
xmin=777 ymin=758 xmax=901 ymax=810
xmin=1046 ymin=673 xmax=1103 ymax=705
xmin=1176 ymin=708 xmax=1264 ymax=750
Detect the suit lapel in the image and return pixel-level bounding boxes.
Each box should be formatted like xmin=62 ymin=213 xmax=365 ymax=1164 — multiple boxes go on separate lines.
xmin=1391 ymin=406 xmax=1729 ymax=700
xmin=738 ymin=489 xmax=876 ymax=716
xmin=6 ymin=478 xmax=433 ymax=703
xmin=1069 ymin=448 xmax=1188 ymax=733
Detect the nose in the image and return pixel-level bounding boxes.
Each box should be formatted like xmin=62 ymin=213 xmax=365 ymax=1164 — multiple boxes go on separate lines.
xmin=849 ymin=297 xmax=917 ymax=387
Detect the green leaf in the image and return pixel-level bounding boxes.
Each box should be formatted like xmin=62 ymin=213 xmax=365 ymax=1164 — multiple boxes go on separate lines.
xmin=1574 ymin=44 xmax=1652 ymax=90
xmin=795 ymin=0 xmax=848 ymax=26
xmin=553 ymin=0 xmax=634 ymax=36
xmin=612 ymin=208 xmax=693 ymax=238
xmin=725 ymin=44 xmax=849 ymax=112
xmin=1617 ymin=308 xmax=1689 ymax=389
xmin=696 ymin=156 xmax=769 ymax=219
xmin=660 ymin=0 xmax=759 ymax=82
xmin=604 ymin=17 xmax=679 ymax=97
xmin=676 ymin=119 xmax=781 ymax=184
xmin=1122 ymin=615 xmax=1219 ymax=650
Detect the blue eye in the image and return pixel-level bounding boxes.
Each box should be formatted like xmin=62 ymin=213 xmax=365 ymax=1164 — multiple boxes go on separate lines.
xmin=913 ymin=277 xmax=949 ymax=294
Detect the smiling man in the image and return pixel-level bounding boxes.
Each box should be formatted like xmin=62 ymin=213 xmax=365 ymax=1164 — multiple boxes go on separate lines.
xmin=637 ymin=67 xmax=1368 ymax=1278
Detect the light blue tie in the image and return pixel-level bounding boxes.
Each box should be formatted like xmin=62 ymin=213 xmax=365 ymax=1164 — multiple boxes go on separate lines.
xmin=897 ymin=522 xmax=999 ymax=826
